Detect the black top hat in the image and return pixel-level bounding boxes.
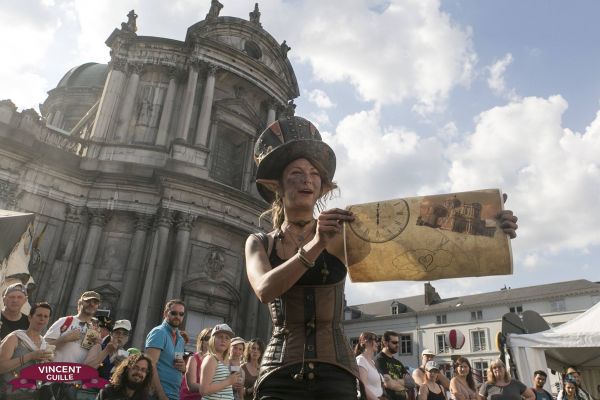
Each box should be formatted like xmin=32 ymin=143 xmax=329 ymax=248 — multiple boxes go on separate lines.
xmin=254 ymin=116 xmax=336 ymax=203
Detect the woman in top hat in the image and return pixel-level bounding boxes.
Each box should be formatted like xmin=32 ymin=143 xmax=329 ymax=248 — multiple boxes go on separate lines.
xmin=245 ymin=116 xmax=359 ymax=399
xmin=245 ymin=116 xmax=519 ymax=400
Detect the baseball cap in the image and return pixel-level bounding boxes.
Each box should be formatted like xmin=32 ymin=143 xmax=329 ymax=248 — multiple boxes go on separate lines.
xmin=231 ymin=337 xmax=245 ymax=346
xmin=3 ymin=283 xmax=27 ymax=297
xmin=113 ymin=320 xmax=132 ymax=331
xmin=422 ymin=348 xmax=435 ymax=356
xmin=211 ymin=323 xmax=234 ymax=337
xmin=425 ymin=361 xmax=439 ymax=371
xmin=80 ymin=291 xmax=101 ymax=301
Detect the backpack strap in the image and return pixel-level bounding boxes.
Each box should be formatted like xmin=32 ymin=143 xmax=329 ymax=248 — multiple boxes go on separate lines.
xmin=59 ymin=316 xmax=74 ymax=333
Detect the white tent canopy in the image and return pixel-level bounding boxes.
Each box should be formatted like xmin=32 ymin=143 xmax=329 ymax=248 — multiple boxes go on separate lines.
xmin=508 ymin=301 xmax=600 ymax=393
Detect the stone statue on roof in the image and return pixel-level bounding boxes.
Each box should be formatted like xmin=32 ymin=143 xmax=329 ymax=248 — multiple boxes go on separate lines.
xmin=121 ymin=10 xmax=138 ymax=33
xmin=280 ymin=40 xmax=291 ymax=57
xmin=206 ymin=0 xmax=224 ymax=20
xmin=249 ymin=3 xmax=261 ymax=25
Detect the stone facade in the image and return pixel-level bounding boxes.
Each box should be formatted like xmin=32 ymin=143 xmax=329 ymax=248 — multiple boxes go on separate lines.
xmin=0 ymin=5 xmax=298 ymax=347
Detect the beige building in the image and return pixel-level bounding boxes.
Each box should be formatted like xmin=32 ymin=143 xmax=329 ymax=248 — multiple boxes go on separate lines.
xmin=0 ymin=4 xmax=298 ymax=347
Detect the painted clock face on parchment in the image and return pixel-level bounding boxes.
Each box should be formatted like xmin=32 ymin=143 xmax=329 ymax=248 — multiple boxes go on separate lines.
xmin=348 ymin=199 xmax=410 ymax=243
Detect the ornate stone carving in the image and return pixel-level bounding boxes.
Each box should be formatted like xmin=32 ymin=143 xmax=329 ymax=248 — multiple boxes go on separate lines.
xmin=0 ymin=180 xmax=18 ymax=205
xmin=110 ymin=57 xmax=128 ymax=72
xmin=204 ymin=247 xmax=225 ymax=279
xmin=206 ymin=63 xmax=218 ymax=76
xmin=39 ymin=128 xmax=87 ymax=156
xmin=175 ymin=212 xmax=195 ymax=231
xmin=249 ymin=3 xmax=261 ymax=26
xmin=134 ymin=213 xmax=153 ymax=231
xmin=65 ymin=205 xmax=86 ymax=223
xmin=280 ymin=99 xmax=296 ymax=117
xmin=157 ymin=207 xmax=174 ymax=228
xmin=88 ymin=208 xmax=108 ymax=227
xmin=166 ymin=66 xmax=183 ymax=81
xmin=128 ymin=62 xmax=145 ymax=76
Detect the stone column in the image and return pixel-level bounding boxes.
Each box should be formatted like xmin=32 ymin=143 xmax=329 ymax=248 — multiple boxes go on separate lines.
xmin=116 ymin=213 xmax=153 ymax=320
xmin=242 ymin=136 xmax=256 ymax=192
xmin=267 ymin=99 xmax=277 ymax=125
xmin=44 ymin=205 xmax=86 ymax=312
xmin=176 ymin=61 xmax=200 ymax=142
xmin=68 ymin=208 xmax=108 ymax=311
xmin=132 ymin=208 xmax=173 ymax=347
xmin=194 ymin=64 xmax=218 ymax=147
xmin=51 ymin=110 xmax=64 ymax=128
xmin=114 ymin=63 xmax=143 ymax=142
xmin=155 ymin=67 xmax=179 ymax=146
xmin=90 ymin=57 xmax=127 ymax=141
xmin=165 ymin=212 xmax=195 ymax=300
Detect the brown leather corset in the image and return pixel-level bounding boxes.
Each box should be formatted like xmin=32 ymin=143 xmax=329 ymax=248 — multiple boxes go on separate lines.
xmin=257 ymin=278 xmax=359 ymax=387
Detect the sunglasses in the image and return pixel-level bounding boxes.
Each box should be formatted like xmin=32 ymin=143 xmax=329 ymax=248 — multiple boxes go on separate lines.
xmin=169 ymin=311 xmax=185 ymax=317
xmin=84 ymin=299 xmax=100 ymax=305
xmin=389 ymin=341 xmax=399 ymax=344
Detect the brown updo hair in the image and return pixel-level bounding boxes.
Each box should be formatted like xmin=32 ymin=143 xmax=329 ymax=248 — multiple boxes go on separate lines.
xmin=353 ymin=331 xmax=378 ymax=357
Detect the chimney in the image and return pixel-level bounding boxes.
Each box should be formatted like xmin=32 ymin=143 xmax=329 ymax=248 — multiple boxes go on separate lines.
xmin=424 ymin=282 xmax=441 ymax=305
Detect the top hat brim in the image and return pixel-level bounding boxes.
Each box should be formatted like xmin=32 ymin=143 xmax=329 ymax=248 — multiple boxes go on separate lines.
xmin=256 ymin=139 xmax=336 ymax=203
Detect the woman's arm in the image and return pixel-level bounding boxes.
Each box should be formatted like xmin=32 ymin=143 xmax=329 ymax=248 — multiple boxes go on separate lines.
xmin=522 ymin=387 xmax=536 ymax=400
xmin=0 ymin=335 xmax=48 ymax=374
xmin=358 ymin=366 xmax=379 ymax=400
xmin=199 ymin=356 xmax=238 ymax=396
xmin=419 ymin=384 xmax=430 ymax=400
xmin=450 ymin=378 xmax=467 ymax=400
xmin=185 ymin=355 xmax=200 ymax=392
xmin=245 ymin=209 xmax=354 ymax=303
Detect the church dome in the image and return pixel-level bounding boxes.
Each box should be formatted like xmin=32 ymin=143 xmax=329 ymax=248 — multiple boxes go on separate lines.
xmin=56 ymin=62 xmax=108 ymax=89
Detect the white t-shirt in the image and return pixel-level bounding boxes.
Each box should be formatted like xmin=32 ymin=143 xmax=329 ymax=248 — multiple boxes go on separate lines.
xmin=356 ymin=354 xmax=383 ymax=397
xmin=44 ymin=316 xmax=90 ymax=364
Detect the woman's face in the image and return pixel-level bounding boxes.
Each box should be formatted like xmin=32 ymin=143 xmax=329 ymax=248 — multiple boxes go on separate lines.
xmin=213 ymin=333 xmax=231 ymax=354
xmin=456 ymin=362 xmax=470 ymax=377
xmin=491 ymin=363 xmax=505 ymax=380
xmin=427 ymin=369 xmax=439 ymax=381
xmin=28 ymin=307 xmax=50 ymax=332
xmin=565 ymin=383 xmax=577 ymax=396
xmin=280 ymin=158 xmax=322 ymax=209
xmin=250 ymin=343 xmax=262 ymax=361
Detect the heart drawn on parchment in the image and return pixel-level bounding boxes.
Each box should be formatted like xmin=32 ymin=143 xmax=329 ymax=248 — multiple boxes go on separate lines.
xmin=418 ymin=254 xmax=434 ymax=270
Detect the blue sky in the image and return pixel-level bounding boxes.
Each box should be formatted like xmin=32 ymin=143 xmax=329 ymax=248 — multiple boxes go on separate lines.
xmin=1 ymin=0 xmax=599 ymax=305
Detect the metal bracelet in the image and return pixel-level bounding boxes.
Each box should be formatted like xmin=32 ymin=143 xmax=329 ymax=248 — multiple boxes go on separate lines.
xmin=297 ymin=246 xmax=315 ymax=269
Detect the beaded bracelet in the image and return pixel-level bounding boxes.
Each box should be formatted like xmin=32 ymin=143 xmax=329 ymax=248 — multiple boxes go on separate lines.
xmin=297 ymin=247 xmax=315 ymax=269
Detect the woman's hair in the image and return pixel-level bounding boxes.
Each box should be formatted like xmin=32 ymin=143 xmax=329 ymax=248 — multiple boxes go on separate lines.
xmin=207 ymin=333 xmax=230 ymax=363
xmin=353 ymin=331 xmax=377 ymax=357
xmin=486 ymin=359 xmax=511 ymax=384
xmin=110 ymin=353 xmax=154 ymax=396
xmin=259 ymin=157 xmax=338 ymax=229
xmin=29 ymin=302 xmax=52 ymax=316
xmin=454 ymin=357 xmax=476 ymax=391
xmin=243 ymin=338 xmax=265 ymax=364
xmin=195 ymin=327 xmax=212 ymax=353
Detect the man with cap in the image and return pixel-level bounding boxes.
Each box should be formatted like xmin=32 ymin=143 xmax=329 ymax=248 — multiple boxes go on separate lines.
xmin=44 ymin=290 xmax=102 ymax=363
xmin=0 ymin=282 xmax=29 ymax=340
xmin=145 ymin=299 xmax=186 ymax=400
xmin=413 ymin=349 xmax=450 ymax=390
xmin=85 ymin=319 xmax=132 ymax=380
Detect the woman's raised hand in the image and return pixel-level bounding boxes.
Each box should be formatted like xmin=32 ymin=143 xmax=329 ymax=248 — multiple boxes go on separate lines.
xmin=315 ymin=208 xmax=354 ymax=246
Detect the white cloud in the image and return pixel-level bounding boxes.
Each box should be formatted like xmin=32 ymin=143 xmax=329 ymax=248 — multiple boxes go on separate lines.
xmin=270 ymin=0 xmax=476 ymax=114
xmin=322 ymin=107 xmax=450 ymax=207
xmin=487 ymin=53 xmax=518 ymax=100
xmin=307 ymin=89 xmax=336 ymax=108
xmin=447 ymin=95 xmax=600 ymax=253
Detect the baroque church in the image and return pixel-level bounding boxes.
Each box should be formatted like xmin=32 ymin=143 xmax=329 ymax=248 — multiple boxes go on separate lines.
xmin=0 ymin=2 xmax=299 ymax=347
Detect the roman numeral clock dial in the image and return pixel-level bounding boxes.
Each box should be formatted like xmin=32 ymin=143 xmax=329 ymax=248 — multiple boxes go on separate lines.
xmin=348 ymin=199 xmax=410 ymax=243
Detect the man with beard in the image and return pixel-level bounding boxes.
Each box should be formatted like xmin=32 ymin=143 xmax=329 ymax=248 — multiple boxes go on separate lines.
xmin=45 ymin=290 xmax=101 ymax=363
xmin=376 ymin=330 xmax=410 ymax=400
xmin=86 ymin=319 xmax=132 ymax=380
xmin=145 ymin=299 xmax=186 ymax=400
xmin=0 ymin=283 xmax=30 ymax=340
xmin=96 ymin=353 xmax=154 ymax=400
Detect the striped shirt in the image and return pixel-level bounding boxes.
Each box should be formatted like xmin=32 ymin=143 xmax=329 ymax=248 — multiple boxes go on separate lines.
xmin=204 ymin=359 xmax=234 ymax=400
